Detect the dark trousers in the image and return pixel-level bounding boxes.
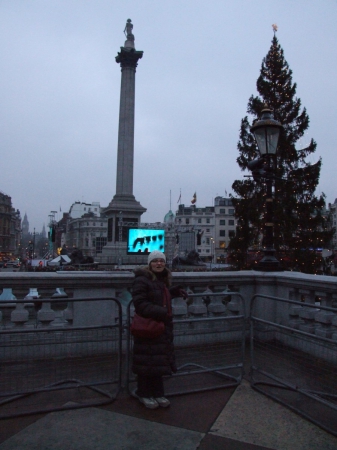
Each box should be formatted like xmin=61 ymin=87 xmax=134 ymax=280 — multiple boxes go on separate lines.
xmin=136 ymin=375 xmax=164 ymax=398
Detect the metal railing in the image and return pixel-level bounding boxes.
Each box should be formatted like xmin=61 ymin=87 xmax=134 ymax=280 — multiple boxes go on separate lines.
xmin=250 ymin=294 xmax=337 ymax=436
xmin=3 ymin=282 xmax=337 ymax=434
xmin=0 ymin=297 xmax=123 ymax=418
xmin=126 ymin=292 xmax=246 ymax=397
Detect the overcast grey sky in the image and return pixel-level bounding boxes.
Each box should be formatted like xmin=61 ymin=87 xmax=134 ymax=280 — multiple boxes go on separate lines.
xmin=1 ymin=0 xmax=336 ymax=232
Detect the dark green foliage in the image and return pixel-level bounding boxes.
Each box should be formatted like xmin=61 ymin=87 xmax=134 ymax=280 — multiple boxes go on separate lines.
xmin=229 ymin=36 xmax=333 ymax=273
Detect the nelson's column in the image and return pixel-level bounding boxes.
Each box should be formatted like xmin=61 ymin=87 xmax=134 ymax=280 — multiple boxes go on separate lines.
xmin=101 ymin=19 xmax=146 ymax=263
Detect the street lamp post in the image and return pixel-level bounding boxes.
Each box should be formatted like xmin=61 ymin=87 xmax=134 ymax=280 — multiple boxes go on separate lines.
xmin=33 ymin=228 xmax=36 ymax=260
xmin=210 ymin=237 xmax=215 ymax=270
xmin=49 ymin=211 xmax=57 ymax=258
xmin=250 ymin=106 xmax=283 ymax=272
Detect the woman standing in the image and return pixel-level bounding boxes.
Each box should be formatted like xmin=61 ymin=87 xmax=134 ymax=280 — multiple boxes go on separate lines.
xmin=131 ymin=250 xmax=186 ymax=409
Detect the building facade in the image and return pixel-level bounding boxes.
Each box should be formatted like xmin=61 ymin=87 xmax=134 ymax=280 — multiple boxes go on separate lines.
xmin=68 ymin=201 xmax=101 ymax=219
xmin=11 ymin=208 xmax=22 ymax=256
xmin=0 ymin=192 xmax=21 ymax=259
xmin=65 ymin=202 xmax=108 ymax=258
xmin=214 ymin=196 xmax=237 ymax=262
xmin=174 ymin=197 xmax=237 ymax=263
xmin=59 ymin=196 xmax=237 ymax=265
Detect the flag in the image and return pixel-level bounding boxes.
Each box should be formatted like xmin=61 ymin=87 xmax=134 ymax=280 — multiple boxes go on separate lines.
xmin=177 ymin=190 xmax=181 ymax=203
xmin=191 ymin=192 xmax=197 ymax=204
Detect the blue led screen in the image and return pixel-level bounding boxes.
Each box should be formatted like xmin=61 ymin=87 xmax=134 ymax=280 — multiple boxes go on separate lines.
xmin=127 ymin=229 xmax=165 ymax=255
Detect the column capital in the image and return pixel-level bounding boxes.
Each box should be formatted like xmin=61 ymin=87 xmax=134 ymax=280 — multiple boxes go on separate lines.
xmin=116 ymin=47 xmax=143 ymax=69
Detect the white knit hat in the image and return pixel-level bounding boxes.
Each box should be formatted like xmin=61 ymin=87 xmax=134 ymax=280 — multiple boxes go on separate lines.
xmin=148 ymin=250 xmax=166 ymax=265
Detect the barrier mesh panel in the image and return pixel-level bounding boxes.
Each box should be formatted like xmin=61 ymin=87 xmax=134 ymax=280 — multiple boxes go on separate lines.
xmin=0 ymin=299 xmax=121 ymax=418
xmin=251 ymin=296 xmax=337 ymax=436
xmin=128 ymin=315 xmax=245 ymax=396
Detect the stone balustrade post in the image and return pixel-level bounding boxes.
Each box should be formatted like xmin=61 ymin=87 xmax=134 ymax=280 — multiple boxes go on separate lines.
xmin=310 ymin=289 xmax=318 ymax=305
xmin=63 ymin=301 xmax=73 ymax=323
xmin=227 ymin=291 xmax=244 ymax=316
xmin=316 ymin=292 xmax=331 ymax=308
xmin=0 ymin=289 xmax=16 ymax=325
xmin=236 ymin=283 xmax=254 ymax=318
xmin=37 ymin=302 xmax=56 ymax=327
xmin=25 ymin=288 xmax=40 ymax=299
xmin=11 ymin=303 xmax=29 ymax=327
xmin=187 ymin=289 xmax=207 ymax=317
xmin=52 ymin=288 xmax=68 ymax=299
xmin=299 ymin=289 xmax=316 ymax=304
xmin=207 ymin=289 xmax=226 ymax=316
xmin=315 ymin=311 xmax=336 ymax=338
xmin=172 ymin=296 xmax=188 ymax=318
xmin=49 ymin=288 xmax=69 ymax=327
xmin=0 ymin=288 xmax=16 ymax=301
xmin=288 ymin=305 xmax=302 ymax=329
xmin=298 ymin=307 xmax=318 ymax=334
xmin=289 ymin=288 xmax=300 ymax=302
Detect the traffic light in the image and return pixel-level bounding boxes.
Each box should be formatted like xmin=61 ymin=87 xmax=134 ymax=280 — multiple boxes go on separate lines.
xmin=247 ymin=157 xmax=269 ymax=182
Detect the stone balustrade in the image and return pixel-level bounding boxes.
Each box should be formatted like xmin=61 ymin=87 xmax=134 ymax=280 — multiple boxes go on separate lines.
xmin=0 ymin=270 xmax=337 ymax=337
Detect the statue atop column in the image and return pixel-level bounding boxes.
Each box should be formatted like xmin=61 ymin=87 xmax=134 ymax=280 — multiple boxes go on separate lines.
xmin=124 ymin=19 xmax=135 ymax=49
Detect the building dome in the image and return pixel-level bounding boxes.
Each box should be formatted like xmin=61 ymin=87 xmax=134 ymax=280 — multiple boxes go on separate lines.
xmin=164 ymin=210 xmax=175 ymax=224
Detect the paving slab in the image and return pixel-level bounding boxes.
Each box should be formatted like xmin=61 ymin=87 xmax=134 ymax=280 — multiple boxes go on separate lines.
xmin=210 ymin=379 xmax=337 ymax=450
xmin=0 ymin=407 xmax=204 ymax=450
xmin=198 ymin=433 xmax=272 ymax=450
xmin=104 ymin=385 xmax=236 ymax=433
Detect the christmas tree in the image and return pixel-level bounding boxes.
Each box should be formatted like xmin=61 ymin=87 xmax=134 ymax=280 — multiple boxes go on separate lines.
xmin=229 ymin=32 xmax=332 ymax=273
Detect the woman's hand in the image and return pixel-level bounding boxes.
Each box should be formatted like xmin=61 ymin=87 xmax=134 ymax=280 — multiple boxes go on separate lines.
xmin=179 ymin=289 xmax=188 ymax=299
xmin=170 ymin=285 xmax=188 ymax=299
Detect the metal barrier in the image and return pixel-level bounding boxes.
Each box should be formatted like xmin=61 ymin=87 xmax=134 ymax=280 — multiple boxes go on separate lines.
xmin=250 ymin=294 xmax=337 ymax=436
xmin=126 ymin=292 xmax=246 ymax=397
xmin=0 ymin=297 xmax=123 ymax=418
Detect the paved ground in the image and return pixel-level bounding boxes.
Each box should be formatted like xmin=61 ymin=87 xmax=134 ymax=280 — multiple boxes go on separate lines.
xmin=1 ymin=380 xmax=337 ymax=450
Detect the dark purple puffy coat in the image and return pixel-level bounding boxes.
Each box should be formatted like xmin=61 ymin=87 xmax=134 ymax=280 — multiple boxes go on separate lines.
xmin=131 ymin=266 xmax=180 ymax=376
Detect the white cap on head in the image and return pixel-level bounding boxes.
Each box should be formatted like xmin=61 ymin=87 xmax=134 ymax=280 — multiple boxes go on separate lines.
xmin=148 ymin=250 xmax=166 ymax=265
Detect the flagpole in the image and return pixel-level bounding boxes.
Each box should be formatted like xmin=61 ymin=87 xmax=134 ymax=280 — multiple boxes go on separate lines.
xmin=177 ymin=188 xmax=181 ymax=204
